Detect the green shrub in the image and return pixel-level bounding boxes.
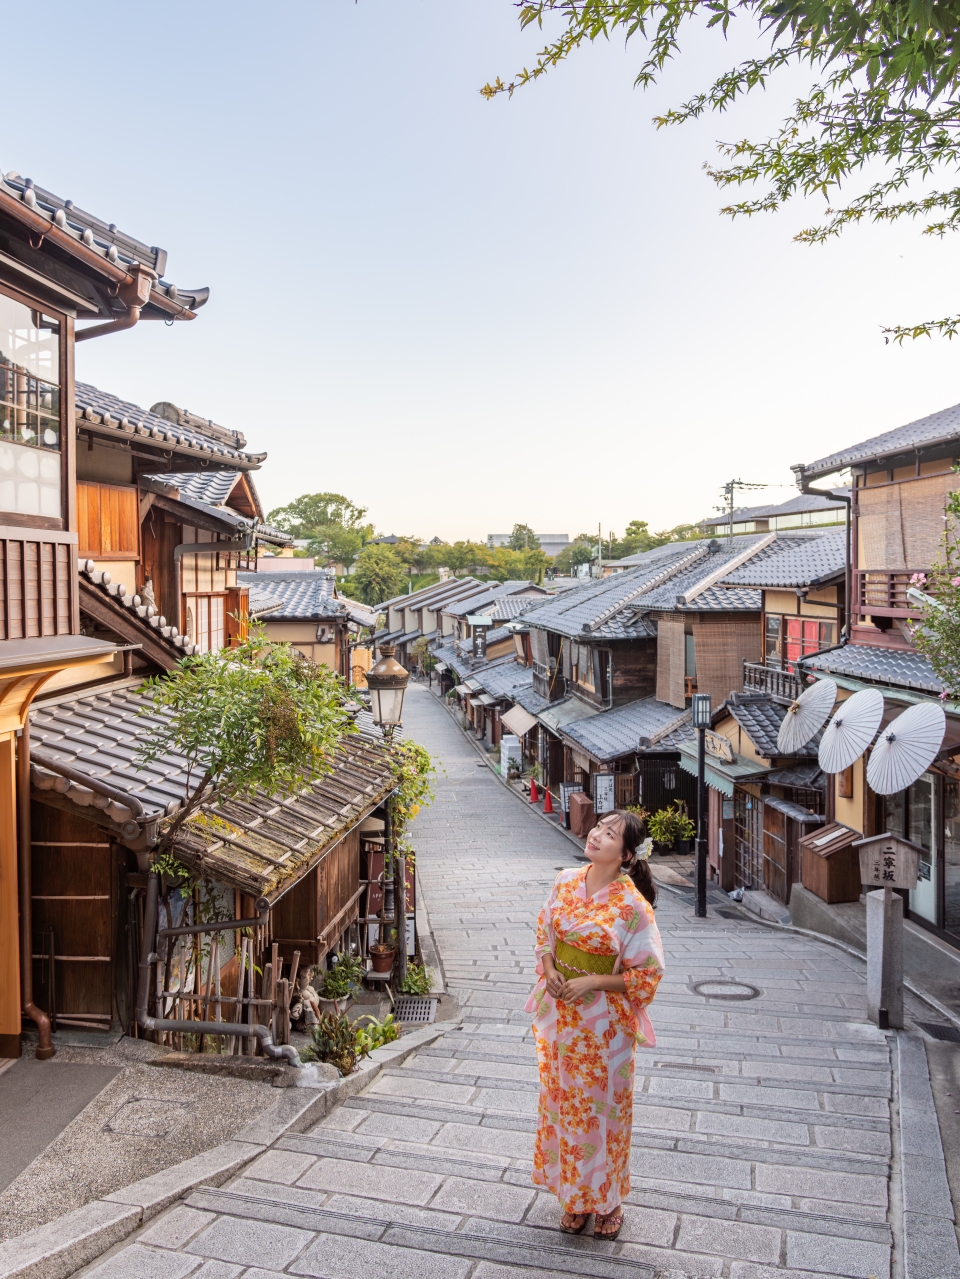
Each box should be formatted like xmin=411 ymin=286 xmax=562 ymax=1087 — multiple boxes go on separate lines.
xmin=355 ymin=1013 xmax=400 ymax=1057
xmin=300 ymin=1012 xmax=358 ymax=1075
xmin=399 ymin=963 xmax=432 ymax=995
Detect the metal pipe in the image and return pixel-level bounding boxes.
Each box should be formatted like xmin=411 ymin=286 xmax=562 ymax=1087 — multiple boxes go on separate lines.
xmin=30 ymin=748 xmax=146 ymax=818
xmin=800 ymin=483 xmax=852 ymax=640
xmin=135 ymin=874 xmax=300 ymax=1066
xmin=695 ymin=725 xmax=707 ymax=919
xmin=74 ymin=307 xmax=141 ymax=342
xmin=18 ymin=723 xmax=54 ymax=1059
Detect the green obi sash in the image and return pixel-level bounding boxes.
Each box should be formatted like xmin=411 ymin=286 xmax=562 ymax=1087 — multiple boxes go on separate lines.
xmin=553 ymin=938 xmax=616 ymax=983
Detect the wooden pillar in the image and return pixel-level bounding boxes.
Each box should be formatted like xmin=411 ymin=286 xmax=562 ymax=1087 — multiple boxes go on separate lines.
xmin=0 ymin=733 xmax=21 ymax=1057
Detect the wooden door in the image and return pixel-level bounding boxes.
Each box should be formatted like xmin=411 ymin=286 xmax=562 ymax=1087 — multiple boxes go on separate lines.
xmin=30 ymin=803 xmax=116 ymax=1030
xmin=762 ymin=804 xmax=789 ymax=904
xmin=734 ymin=788 xmax=763 ymax=891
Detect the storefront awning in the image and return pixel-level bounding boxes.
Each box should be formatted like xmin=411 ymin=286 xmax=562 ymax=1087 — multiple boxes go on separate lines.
xmin=763 ymin=796 xmax=825 ymax=824
xmin=434 ymin=662 xmax=448 ymax=672
xmin=502 ymin=705 xmax=537 ymax=737
xmin=465 ymin=678 xmax=483 ymax=691
xmin=454 ymin=684 xmax=471 ymax=695
xmin=477 ymin=694 xmax=496 ymax=707
xmin=678 ymin=741 xmax=767 ymax=798
xmin=538 ymin=698 xmax=600 ymax=736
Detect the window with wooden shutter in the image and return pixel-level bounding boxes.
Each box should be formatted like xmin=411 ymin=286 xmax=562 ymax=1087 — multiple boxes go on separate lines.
xmin=76 ymin=482 xmax=138 ymax=559
xmin=656 ymin=620 xmax=686 ymax=708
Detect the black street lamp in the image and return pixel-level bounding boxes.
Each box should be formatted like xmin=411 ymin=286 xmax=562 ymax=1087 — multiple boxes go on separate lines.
xmin=691 ymin=693 xmax=712 ymax=918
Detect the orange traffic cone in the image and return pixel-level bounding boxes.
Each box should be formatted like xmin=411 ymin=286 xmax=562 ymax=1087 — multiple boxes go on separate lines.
xmin=543 ymin=788 xmax=555 ymax=815
xmin=530 ymin=779 xmax=539 ymax=803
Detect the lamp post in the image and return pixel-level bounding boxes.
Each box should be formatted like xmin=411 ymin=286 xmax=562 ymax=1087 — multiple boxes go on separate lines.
xmin=691 ymin=693 xmax=712 ymax=919
xmin=367 ymin=644 xmax=411 ymax=985
xmin=366 ymin=643 xmax=410 ymax=741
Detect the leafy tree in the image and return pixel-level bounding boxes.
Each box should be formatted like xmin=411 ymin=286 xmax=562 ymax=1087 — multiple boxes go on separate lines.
xmin=267 ymin=492 xmax=374 ymax=573
xmin=484 ymin=0 xmax=960 ymax=341
xmin=138 ymin=624 xmax=355 ymax=855
xmin=508 ymin=523 xmax=540 ymax=551
xmin=488 ymin=545 xmax=550 ymax=583
xmin=553 ymin=534 xmax=598 ymax=574
xmin=438 ymin=540 xmax=494 ymax=576
xmin=352 ymin=544 xmax=408 ymax=604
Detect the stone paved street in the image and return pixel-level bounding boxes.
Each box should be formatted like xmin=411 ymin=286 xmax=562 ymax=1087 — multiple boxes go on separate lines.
xmin=79 ymin=683 xmax=902 ymax=1279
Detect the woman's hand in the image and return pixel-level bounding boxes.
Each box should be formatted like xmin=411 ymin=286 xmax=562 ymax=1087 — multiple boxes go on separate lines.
xmin=542 ymin=956 xmax=565 ymax=1000
xmin=558 ymin=976 xmax=597 ymax=1002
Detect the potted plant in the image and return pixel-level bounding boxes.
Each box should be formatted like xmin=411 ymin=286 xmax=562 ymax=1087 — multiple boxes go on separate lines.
xmin=317 ymin=964 xmax=352 ymax=1014
xmin=648 ymin=801 xmax=696 ymax=853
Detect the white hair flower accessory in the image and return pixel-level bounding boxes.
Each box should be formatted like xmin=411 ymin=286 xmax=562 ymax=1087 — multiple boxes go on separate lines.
xmin=637 ymin=838 xmax=654 ymax=862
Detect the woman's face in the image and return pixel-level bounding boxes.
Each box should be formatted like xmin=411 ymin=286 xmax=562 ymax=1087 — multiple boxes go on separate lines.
xmin=584 ymin=814 xmax=627 ymax=872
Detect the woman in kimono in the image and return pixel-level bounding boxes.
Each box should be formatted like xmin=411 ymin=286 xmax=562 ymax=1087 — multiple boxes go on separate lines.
xmin=527 ymin=810 xmax=664 ymax=1240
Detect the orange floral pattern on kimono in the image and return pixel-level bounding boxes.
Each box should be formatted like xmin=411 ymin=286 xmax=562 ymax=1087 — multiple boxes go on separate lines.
xmin=526 ymin=867 xmax=664 ymax=1215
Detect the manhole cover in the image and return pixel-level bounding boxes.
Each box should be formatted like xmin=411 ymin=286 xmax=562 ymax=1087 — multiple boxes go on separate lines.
xmin=394 ymin=996 xmax=438 ymax=1024
xmin=691 ymin=979 xmax=762 ymax=1001
xmin=104 ymin=1097 xmax=190 ymax=1137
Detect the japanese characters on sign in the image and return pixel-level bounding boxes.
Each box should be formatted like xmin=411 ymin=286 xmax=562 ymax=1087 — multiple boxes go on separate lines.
xmin=594 ymin=772 xmax=616 ymax=815
xmin=856 ymin=835 xmax=920 ymax=892
xmin=559 ymin=782 xmax=583 ymax=815
xmin=704 ymin=730 xmax=735 ymax=764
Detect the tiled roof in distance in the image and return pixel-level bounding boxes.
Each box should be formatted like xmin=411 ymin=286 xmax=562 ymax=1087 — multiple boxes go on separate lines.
xmin=236 ymin=571 xmax=342 ymax=621
xmin=723 ymin=530 xmax=846 ymax=589
xmin=561 ymin=697 xmax=693 ymax=763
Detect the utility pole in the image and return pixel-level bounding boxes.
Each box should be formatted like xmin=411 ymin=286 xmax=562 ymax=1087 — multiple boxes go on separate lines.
xmin=720 ymin=479 xmax=768 ymax=539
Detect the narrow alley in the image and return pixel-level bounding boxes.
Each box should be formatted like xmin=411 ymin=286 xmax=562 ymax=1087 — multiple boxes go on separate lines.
xmin=67 ymin=681 xmax=945 ymax=1279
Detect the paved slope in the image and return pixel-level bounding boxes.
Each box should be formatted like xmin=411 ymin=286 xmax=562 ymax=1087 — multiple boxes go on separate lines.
xmin=79 ymin=683 xmax=896 ymax=1279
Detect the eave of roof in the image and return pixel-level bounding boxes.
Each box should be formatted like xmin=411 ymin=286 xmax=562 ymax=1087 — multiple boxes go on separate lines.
xmin=0 ymin=172 xmax=207 ymax=321
xmin=796 ymin=402 xmax=960 ymax=479
xmin=77 ymin=384 xmax=264 ymax=469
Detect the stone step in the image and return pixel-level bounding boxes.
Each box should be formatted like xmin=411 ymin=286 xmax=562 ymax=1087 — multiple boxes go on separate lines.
xmin=186 ymin=1185 xmax=655 ymax=1278
xmin=312 ymin=1098 xmax=889 ymax=1176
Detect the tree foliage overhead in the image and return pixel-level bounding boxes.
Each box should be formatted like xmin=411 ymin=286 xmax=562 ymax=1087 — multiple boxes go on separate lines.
xmin=484 ymin=0 xmax=960 ymax=340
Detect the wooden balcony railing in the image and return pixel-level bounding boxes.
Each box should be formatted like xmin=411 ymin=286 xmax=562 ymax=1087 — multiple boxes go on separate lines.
xmin=855 ymin=569 xmax=929 ymax=619
xmin=742 ymin=662 xmax=802 ymax=704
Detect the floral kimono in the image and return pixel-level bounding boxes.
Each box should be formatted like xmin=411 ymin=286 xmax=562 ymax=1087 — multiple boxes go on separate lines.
xmin=526 ymin=867 xmax=664 ymax=1215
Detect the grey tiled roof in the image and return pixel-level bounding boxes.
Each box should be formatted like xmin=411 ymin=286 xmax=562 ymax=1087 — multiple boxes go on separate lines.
xmin=722 ymin=693 xmax=819 ymax=758
xmin=77 ymin=384 xmax=265 ymax=467
xmin=723 ymin=530 xmax=846 ymax=589
xmin=511 ymin=682 xmax=551 ymax=716
xmin=802 ymin=642 xmax=945 ymax=695
xmin=79 ymin=562 xmax=198 ymax=660
xmin=797 ymin=401 xmax=960 ymax=479
xmin=473 ymin=660 xmax=532 ymax=701
xmin=28 ymin=681 xmax=395 ymax=900
xmin=141 ymin=473 xmax=289 ymax=546
xmin=247 ymin=585 xmax=284 ymax=617
xmin=380 ymin=577 xmax=482 ymax=610
xmin=236 ymin=571 xmax=344 ymax=622
xmin=442 ymin=582 xmax=533 ymax=618
xmin=560 ymin=697 xmax=693 ymax=763
xmin=492 ymin=595 xmax=538 ymax=620
xmin=699 ymin=491 xmax=847 ymax=526
xmin=1 ymin=171 xmax=209 ymax=318
xmin=764 ymin=761 xmax=825 ymax=789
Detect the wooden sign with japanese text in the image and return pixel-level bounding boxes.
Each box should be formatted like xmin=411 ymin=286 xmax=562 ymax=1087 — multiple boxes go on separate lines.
xmin=856 ymin=834 xmax=920 ymax=892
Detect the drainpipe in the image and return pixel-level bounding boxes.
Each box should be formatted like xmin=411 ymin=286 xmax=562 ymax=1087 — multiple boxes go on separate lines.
xmin=75 ymin=268 xmax=155 ymax=343
xmin=799 ymin=480 xmax=852 ymax=642
xmin=135 ymin=874 xmax=301 ymax=1066
xmin=18 ymin=722 xmax=54 ymax=1059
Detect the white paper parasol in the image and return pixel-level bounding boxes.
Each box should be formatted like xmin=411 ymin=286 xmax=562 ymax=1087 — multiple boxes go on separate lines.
xmin=865 ymin=701 xmax=946 ymax=795
xmin=777 ymin=678 xmax=838 ymax=754
xmin=818 ymin=687 xmax=884 ymax=774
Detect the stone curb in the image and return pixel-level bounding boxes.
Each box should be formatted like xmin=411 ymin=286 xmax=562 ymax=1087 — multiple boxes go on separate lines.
xmin=0 ymin=1022 xmax=449 ymax=1279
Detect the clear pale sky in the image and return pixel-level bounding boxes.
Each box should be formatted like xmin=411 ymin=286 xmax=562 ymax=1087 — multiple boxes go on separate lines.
xmin=6 ymin=3 xmax=960 ymax=541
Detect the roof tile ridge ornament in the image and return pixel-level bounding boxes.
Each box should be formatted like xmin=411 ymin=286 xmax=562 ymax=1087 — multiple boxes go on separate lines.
xmin=677 ymin=532 xmax=778 ymax=607
xmin=581 ymin=543 xmax=713 ymax=634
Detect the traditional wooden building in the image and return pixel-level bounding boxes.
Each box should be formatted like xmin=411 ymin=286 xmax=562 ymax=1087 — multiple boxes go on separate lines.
xmin=792 ymin=407 xmax=960 ymax=950
xmin=0 ymin=168 xmax=220 ymax=1058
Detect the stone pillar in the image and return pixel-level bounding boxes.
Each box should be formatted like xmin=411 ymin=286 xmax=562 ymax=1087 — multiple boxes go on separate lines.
xmin=866 ymin=886 xmax=903 ymax=1028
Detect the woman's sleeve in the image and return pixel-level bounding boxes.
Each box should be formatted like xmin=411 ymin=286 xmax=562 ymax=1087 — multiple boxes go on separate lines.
xmin=620 ymin=899 xmax=665 ymax=1013
xmin=533 ymin=878 xmax=558 ymax=974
